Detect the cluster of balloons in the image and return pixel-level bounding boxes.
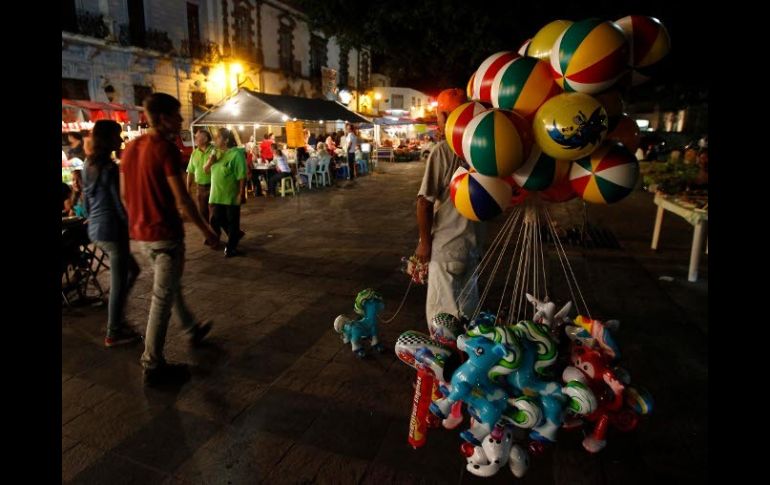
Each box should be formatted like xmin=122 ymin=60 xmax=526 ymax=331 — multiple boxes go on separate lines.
xmin=448 ymin=15 xmax=671 ymax=221
xmin=396 ymin=298 xmax=653 ymax=479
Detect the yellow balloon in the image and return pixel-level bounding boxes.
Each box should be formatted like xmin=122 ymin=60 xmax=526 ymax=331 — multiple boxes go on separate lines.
xmin=532 ymin=93 xmax=608 ymax=161
xmin=527 ymin=20 xmax=573 ymax=61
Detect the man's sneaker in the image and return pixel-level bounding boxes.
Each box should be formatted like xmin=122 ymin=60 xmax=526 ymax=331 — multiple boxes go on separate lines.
xmin=189 ymin=320 xmax=213 ymax=346
xmin=104 ymin=327 xmax=143 ymax=347
xmin=143 ymin=362 xmax=190 ymax=387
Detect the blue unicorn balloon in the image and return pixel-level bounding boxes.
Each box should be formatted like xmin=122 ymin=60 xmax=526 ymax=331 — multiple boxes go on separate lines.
xmin=333 ymin=289 xmax=385 ymax=358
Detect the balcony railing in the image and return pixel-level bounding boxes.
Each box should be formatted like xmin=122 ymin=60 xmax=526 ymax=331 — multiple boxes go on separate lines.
xmin=180 ymin=40 xmax=222 ymax=63
xmin=145 ymin=29 xmax=173 ymax=54
xmin=117 ymin=24 xmax=174 ymax=54
xmin=72 ymin=9 xmax=110 ymax=39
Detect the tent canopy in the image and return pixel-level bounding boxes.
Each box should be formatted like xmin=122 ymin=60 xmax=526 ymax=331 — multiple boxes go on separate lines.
xmin=192 ymin=88 xmax=370 ymax=126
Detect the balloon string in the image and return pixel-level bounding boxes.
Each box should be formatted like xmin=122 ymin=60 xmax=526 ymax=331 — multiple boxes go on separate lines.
xmin=379 ymin=278 xmax=414 ymax=324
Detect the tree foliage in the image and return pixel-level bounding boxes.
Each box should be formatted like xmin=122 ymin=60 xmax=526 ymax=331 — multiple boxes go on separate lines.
xmin=295 ymin=0 xmax=706 ymax=94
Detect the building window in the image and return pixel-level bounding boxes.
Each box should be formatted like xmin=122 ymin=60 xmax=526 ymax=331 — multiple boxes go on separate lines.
xmin=62 ymin=78 xmax=90 ymax=100
xmin=339 ymin=46 xmax=349 ymax=88
xmin=278 ymin=16 xmax=295 ymax=73
xmin=309 ymin=34 xmax=327 ymax=80
xmin=186 ymin=2 xmax=201 ymax=58
xmin=392 ymin=94 xmax=403 ymax=110
xmin=127 ymin=0 xmax=146 ymax=47
xmin=232 ymin=0 xmax=255 ymax=60
xmin=134 ymin=85 xmax=153 ymax=106
xmin=191 ymin=91 xmax=207 ymax=108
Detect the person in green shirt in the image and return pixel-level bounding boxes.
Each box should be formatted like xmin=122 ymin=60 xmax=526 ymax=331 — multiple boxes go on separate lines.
xmin=186 ymin=129 xmax=215 ymax=223
xmin=205 ymin=127 xmax=247 ymax=258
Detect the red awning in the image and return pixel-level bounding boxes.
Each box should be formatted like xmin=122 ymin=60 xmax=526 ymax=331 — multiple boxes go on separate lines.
xmin=62 ymin=99 xmax=143 ymax=126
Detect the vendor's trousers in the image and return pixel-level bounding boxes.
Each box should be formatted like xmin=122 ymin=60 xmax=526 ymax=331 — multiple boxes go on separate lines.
xmin=196 ymin=184 xmax=211 ymax=223
xmin=425 ymin=259 xmax=479 ymax=331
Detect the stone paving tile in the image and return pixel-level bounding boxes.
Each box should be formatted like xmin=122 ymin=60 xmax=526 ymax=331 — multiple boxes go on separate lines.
xmin=62 ymin=435 xmax=80 ymax=454
xmin=63 ymin=391 xmax=167 ymax=451
xmin=62 ymin=376 xmax=118 ymax=426
xmin=63 ymin=404 xmax=90 ymax=427
xmin=356 ymin=463 xmax=426 ymax=485
xmin=366 ymin=415 xmax=463 ymax=484
xmin=272 ymin=355 xmax=329 ymax=393
xmin=174 ymin=373 xmax=268 ymax=425
xmin=170 ymin=428 xmax=295 ymax=485
xmin=66 ymin=354 xmax=147 ymax=397
xmin=226 ymin=342 xmax=301 ymax=385
xmin=62 ymin=442 xmax=108 ymax=483
xmin=261 ymin=443 xmax=370 ymax=485
xmin=233 ymin=387 xmax=330 ymax=441
xmin=67 ymin=449 xmax=170 ymax=485
xmin=62 ymin=328 xmax=112 ymax=377
xmin=105 ymin=408 xmax=221 ymax=475
xmin=296 ymin=402 xmax=392 ymax=462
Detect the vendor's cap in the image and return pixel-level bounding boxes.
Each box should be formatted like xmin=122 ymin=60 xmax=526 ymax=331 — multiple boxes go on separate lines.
xmin=436 ymin=88 xmax=467 ymax=113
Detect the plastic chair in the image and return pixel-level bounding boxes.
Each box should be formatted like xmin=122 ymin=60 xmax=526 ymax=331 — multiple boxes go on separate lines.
xmin=299 ymin=158 xmax=318 ymax=189
xmin=279 ymin=176 xmax=296 ymax=197
xmin=315 ymin=157 xmax=331 ymax=187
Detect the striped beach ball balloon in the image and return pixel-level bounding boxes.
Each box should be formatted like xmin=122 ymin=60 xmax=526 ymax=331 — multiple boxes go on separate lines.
xmin=513 ymin=146 xmax=571 ymax=191
xmin=594 ymin=89 xmax=624 ymax=132
xmin=570 ymin=142 xmax=639 ymax=204
xmin=445 ymin=101 xmax=491 ymax=161
xmin=450 ymin=166 xmax=512 ymax=221
xmin=527 ymin=20 xmax=573 ymax=62
xmin=550 ymin=19 xmax=629 ymax=94
xmin=471 ymin=51 xmax=520 ymax=102
xmin=518 ymin=38 xmax=532 ymax=56
xmin=466 ymin=72 xmax=476 ymax=99
xmin=607 ymin=114 xmax=641 ymax=152
xmin=490 ymin=57 xmax=561 ymax=119
xmin=533 ymin=92 xmax=608 ymax=160
xmin=462 ymin=109 xmax=529 ymax=177
xmin=540 ymin=174 xmax=576 ymax=202
xmin=614 ymin=15 xmax=671 ymax=86
xmin=502 ymin=176 xmax=530 ymax=206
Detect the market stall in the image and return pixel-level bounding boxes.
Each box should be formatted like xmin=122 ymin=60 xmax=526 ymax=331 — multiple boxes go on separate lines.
xmin=190 ymin=88 xmax=371 ymax=156
xmin=371 ymin=117 xmax=437 ymax=162
xmin=62 ymin=99 xmax=146 ymax=136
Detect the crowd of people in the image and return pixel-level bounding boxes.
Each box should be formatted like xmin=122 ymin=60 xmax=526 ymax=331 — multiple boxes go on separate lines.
xmin=60 ymin=93 xmax=379 ymax=387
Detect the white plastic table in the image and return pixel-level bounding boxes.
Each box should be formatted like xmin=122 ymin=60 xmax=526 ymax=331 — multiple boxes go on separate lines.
xmin=651 ymin=193 xmax=708 ymax=282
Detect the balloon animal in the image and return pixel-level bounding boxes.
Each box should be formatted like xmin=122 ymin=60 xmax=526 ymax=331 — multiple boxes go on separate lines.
xmin=333 ymin=289 xmax=385 ymax=358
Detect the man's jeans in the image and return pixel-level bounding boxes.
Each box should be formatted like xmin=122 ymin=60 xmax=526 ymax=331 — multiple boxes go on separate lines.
xmin=138 ymin=240 xmax=196 ymax=369
xmin=94 ymin=239 xmax=140 ymax=335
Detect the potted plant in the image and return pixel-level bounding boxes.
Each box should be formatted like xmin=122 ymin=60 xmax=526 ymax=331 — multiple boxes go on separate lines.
xmin=642 ymin=158 xmax=699 ymax=195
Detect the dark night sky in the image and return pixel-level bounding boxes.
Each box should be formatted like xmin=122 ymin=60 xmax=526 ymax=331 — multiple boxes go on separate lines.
xmin=366 ymin=0 xmax=707 ymax=95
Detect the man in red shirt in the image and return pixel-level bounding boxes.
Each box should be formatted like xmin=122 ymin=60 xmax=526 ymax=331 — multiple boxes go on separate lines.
xmin=120 ymin=93 xmax=221 ymax=387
